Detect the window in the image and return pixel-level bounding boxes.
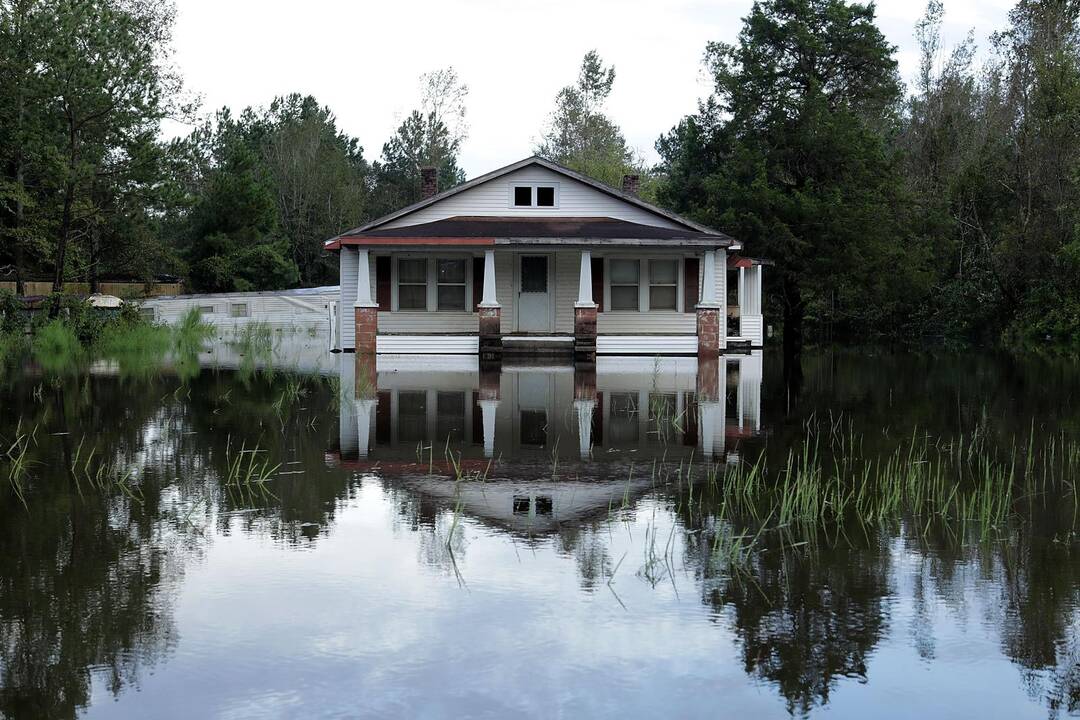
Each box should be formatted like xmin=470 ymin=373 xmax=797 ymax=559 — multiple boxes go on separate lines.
xmin=397 ymin=391 xmax=427 ymax=442
xmin=436 ymin=259 xmax=467 ymax=312
xmin=435 ymin=391 xmax=466 ymax=442
xmin=398 ymin=258 xmax=428 ymax=310
xmin=229 ymin=303 xmax=249 ymax=318
xmin=510 ymin=183 xmax=558 ymax=208
xmin=649 ymin=260 xmax=678 ymax=310
xmin=139 ymin=307 xmax=156 ymax=323
xmin=198 ymin=305 xmax=214 ymax=316
xmin=608 ymin=258 xmax=684 ymax=311
xmin=609 ymin=392 xmax=640 ymax=444
xmin=609 ymin=259 xmax=641 ymax=311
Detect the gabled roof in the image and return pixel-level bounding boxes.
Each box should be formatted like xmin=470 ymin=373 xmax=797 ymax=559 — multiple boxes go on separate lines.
xmin=327 ymin=156 xmax=730 ymax=245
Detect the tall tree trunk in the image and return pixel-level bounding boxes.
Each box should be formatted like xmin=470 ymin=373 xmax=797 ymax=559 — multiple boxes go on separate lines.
xmin=54 ymin=122 xmax=78 ymax=294
xmin=88 ymin=222 xmax=99 ymax=294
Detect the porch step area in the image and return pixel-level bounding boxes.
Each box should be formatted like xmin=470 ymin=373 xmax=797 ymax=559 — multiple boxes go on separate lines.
xmin=501 ymin=335 xmax=575 ymax=357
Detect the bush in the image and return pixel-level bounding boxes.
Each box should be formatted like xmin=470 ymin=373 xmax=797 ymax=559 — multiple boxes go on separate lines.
xmin=0 ymin=289 xmax=26 ymax=334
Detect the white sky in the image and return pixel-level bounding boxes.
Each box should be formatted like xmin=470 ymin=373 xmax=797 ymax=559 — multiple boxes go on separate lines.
xmin=167 ymin=0 xmax=1015 ymax=178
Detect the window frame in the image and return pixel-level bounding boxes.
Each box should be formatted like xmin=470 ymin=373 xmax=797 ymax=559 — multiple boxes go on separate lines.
xmin=229 ymin=302 xmax=249 ymax=318
xmin=392 ymin=254 xmax=474 ymax=313
xmin=508 ymin=182 xmax=560 ymax=209
xmin=434 ymin=258 xmax=468 ymax=313
xmin=648 ymin=259 xmax=679 ymax=311
xmin=603 ymin=257 xmax=685 ymax=312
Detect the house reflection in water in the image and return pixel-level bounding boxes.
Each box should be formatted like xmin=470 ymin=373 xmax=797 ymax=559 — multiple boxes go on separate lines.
xmin=336 ymin=353 xmax=763 ymax=465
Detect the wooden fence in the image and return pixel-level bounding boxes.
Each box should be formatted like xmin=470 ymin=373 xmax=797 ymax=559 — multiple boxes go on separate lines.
xmin=0 ymin=281 xmax=184 ymax=298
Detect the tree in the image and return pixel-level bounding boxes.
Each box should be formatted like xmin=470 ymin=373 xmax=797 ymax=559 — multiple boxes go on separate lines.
xmin=258 ymin=94 xmax=371 ymax=285
xmin=34 ymin=0 xmax=184 ymax=291
xmin=901 ymin=0 xmax=1080 ymax=344
xmin=657 ymin=0 xmax=918 ymax=355
xmin=175 ymin=111 xmax=298 ymax=293
xmin=0 ymin=0 xmax=51 ymax=294
xmin=371 ymin=68 xmax=469 ymax=215
xmin=536 ymin=50 xmax=643 ymax=189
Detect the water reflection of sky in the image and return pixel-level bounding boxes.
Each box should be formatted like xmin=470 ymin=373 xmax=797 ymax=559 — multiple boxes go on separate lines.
xmin=2 ymin=338 xmax=1077 ymax=719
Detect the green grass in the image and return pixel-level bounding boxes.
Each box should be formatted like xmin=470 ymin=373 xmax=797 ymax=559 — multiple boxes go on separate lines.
xmin=32 ymin=319 xmax=83 ymax=374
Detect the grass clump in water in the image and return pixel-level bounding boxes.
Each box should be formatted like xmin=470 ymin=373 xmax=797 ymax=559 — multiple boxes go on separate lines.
xmin=32 ymin=319 xmax=83 ymax=374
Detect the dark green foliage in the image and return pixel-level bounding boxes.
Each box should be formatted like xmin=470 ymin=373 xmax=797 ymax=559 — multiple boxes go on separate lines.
xmin=656 ymin=0 xmax=919 ymax=351
xmin=0 ymin=289 xmax=25 ymax=334
xmin=658 ymin=0 xmax=1080 ymax=348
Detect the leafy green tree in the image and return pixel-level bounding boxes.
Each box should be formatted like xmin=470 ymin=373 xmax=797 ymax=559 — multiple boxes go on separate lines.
xmin=259 ymin=94 xmax=371 ymax=285
xmin=536 ymin=50 xmax=645 ymax=190
xmin=0 ymin=0 xmax=51 ymax=293
xmin=36 ymin=0 xmax=183 ymax=291
xmin=657 ymin=0 xmax=920 ymax=354
xmin=370 ymin=67 xmax=469 ymax=216
xmin=178 ymin=114 xmax=298 ymax=292
xmin=901 ymin=0 xmax=1080 ymax=344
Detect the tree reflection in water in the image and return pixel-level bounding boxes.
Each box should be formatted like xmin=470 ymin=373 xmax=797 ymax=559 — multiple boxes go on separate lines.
xmin=0 ymin=346 xmax=1078 ymax=718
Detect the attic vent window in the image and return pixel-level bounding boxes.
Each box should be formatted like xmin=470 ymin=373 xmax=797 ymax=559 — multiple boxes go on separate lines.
xmin=510 ymin=183 xmax=558 ymax=208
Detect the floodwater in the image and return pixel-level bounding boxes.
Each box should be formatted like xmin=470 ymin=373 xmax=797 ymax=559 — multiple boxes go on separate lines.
xmin=0 ymin=339 xmax=1078 ymax=719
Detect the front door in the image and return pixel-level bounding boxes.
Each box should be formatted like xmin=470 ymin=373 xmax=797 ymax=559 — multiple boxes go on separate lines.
xmin=517 ymin=255 xmax=552 ymax=333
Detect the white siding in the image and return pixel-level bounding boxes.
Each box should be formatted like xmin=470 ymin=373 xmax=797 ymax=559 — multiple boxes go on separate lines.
xmin=597 ymin=311 xmax=696 ymax=335
xmin=554 ymin=251 xmax=577 ymax=333
xmin=340 ymin=249 xmax=358 ymax=350
xmin=496 ymin=252 xmax=515 ymax=333
xmin=597 ymin=336 xmax=698 ymax=355
xmin=733 ymin=315 xmax=764 ymax=346
xmin=379 ymin=312 xmax=478 ymax=333
xmin=376 ymin=336 xmax=479 ymax=354
xmin=381 ymin=166 xmax=685 ymax=230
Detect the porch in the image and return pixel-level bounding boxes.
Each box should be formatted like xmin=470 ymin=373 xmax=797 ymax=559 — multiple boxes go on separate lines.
xmin=336 ymin=244 xmax=763 ymax=357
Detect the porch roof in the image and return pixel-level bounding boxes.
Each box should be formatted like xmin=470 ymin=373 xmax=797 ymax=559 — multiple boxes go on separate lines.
xmin=325 ymin=216 xmax=734 ymax=250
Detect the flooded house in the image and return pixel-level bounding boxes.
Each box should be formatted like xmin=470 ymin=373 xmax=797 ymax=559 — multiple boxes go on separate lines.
xmin=325 ymin=156 xmax=766 ymax=359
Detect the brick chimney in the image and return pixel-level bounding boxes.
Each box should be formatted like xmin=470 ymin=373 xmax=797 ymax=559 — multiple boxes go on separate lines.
xmin=622 ymin=174 xmax=640 ymax=196
xmin=421 ymin=167 xmax=438 ymax=199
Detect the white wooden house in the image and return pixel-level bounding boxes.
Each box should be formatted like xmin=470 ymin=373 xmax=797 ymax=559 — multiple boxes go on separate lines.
xmin=327 ymin=156 xmax=765 ymax=359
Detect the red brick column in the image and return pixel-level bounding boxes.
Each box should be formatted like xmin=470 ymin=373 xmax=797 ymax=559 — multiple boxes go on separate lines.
xmin=696 ymin=355 xmax=719 ymax=403
xmin=574 ymin=305 xmax=598 ymax=363
xmin=696 ymin=306 xmax=720 ymax=357
xmin=354 ymin=353 xmax=377 ymax=397
xmin=574 ymin=363 xmax=597 ymax=401
xmin=479 ymin=306 xmax=502 ymax=362
xmin=479 ymin=362 xmax=501 ymax=401
xmin=354 ymin=306 xmax=377 ymax=355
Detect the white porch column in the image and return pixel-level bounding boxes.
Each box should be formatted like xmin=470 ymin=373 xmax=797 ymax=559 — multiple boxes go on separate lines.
xmin=576 ymin=250 xmax=596 ymax=307
xmin=738 ymin=266 xmax=746 ymax=311
xmin=480 ymin=399 xmax=500 ymax=458
xmin=700 ymin=250 xmax=718 ymax=305
xmin=356 ymin=397 xmax=375 ymax=458
xmin=355 ymin=248 xmax=376 ymax=307
xmin=480 ymin=249 xmax=499 ymax=307
xmin=575 ymin=399 xmax=595 ymax=459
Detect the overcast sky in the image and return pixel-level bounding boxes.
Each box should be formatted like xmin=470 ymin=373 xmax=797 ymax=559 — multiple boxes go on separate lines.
xmin=167 ymin=0 xmax=1015 ymax=178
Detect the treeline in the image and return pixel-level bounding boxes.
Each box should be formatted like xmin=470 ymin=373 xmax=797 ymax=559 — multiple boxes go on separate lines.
xmin=2 ymin=0 xmax=1078 ymax=346
xmin=658 ymin=0 xmax=1080 ymax=348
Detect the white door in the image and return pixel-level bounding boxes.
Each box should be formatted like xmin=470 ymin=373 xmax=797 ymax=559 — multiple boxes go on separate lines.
xmin=517 ymin=255 xmax=552 ymax=332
